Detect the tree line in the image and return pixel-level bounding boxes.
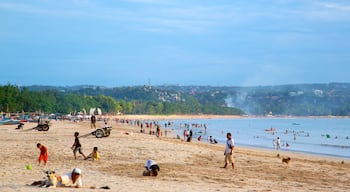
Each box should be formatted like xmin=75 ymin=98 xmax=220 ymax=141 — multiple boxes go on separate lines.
xmin=0 ymin=84 xmax=244 ymax=115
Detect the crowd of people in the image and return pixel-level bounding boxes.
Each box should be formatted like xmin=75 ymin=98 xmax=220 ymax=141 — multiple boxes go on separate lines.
xmin=32 ymin=117 xmax=237 ymax=188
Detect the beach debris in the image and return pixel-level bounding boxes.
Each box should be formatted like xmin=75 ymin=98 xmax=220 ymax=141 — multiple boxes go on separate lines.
xmin=123 ymin=131 xmax=133 ymax=136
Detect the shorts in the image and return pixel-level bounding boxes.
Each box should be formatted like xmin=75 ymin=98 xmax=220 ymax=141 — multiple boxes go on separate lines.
xmin=225 ymin=153 xmax=234 ymax=164
xmin=39 ymin=154 xmax=48 ymax=162
xmin=73 ymin=146 xmax=84 ymax=154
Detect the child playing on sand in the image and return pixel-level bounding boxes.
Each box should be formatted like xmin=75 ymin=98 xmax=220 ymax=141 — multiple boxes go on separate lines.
xmin=71 ymin=132 xmax=86 ymax=160
xmin=143 ymin=159 xmax=160 ymax=176
xmin=84 ymin=146 xmax=100 ymax=161
xmin=37 ymin=143 xmax=48 ymax=166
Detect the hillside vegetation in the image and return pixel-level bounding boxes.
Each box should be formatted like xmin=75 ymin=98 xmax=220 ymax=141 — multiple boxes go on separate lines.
xmin=1 ymin=83 xmax=350 ymax=116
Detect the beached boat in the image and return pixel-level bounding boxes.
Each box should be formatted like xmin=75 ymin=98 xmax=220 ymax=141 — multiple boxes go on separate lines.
xmin=0 ymin=119 xmax=21 ymax=125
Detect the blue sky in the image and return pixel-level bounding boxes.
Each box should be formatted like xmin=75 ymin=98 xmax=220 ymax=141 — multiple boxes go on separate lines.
xmin=1 ymin=0 xmax=350 ymax=87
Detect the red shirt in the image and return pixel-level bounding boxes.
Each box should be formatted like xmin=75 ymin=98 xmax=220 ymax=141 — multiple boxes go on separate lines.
xmin=40 ymin=145 xmax=48 ymax=155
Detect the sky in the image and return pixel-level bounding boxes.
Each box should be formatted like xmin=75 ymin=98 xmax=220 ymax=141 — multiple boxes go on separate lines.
xmin=1 ymin=0 xmax=350 ymax=87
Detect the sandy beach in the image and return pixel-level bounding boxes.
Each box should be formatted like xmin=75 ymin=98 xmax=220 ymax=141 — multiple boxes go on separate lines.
xmin=0 ymin=115 xmax=349 ymax=192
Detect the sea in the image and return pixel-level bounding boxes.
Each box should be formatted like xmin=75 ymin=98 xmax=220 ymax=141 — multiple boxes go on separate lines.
xmin=160 ymin=117 xmax=350 ymax=159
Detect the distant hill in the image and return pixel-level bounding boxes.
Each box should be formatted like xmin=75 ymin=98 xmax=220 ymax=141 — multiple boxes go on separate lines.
xmin=24 ymin=82 xmax=350 ymax=116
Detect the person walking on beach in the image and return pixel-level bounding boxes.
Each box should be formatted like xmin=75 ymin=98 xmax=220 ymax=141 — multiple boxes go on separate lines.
xmin=223 ymin=132 xmax=235 ymax=169
xmin=189 ymin=129 xmax=193 ymax=142
xmin=90 ymin=115 xmax=96 ymax=129
xmin=276 ymin=137 xmax=281 ymax=150
xmin=71 ymin=132 xmax=86 ymax=160
xmin=37 ymin=143 xmax=48 ymax=166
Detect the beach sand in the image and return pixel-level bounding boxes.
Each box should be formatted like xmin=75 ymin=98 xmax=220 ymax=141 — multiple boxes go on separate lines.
xmin=0 ymin=115 xmax=349 ymax=192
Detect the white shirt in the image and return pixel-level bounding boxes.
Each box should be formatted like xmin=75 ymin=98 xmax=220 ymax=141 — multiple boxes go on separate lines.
xmin=59 ymin=172 xmax=83 ymax=187
xmin=144 ymin=159 xmax=157 ymax=171
xmin=225 ymin=139 xmax=234 ymax=154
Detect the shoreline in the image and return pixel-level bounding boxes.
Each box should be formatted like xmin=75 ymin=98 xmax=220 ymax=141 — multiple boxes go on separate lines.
xmin=237 ymin=144 xmax=350 ymax=161
xmin=116 ymin=114 xmax=350 ymax=120
xmin=115 ymin=114 xmax=350 ymax=160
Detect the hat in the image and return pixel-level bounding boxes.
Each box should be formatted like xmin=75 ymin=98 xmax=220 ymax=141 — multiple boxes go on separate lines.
xmin=73 ymin=168 xmax=81 ymax=174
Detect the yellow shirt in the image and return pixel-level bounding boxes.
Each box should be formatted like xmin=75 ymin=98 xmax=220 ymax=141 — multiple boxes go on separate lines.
xmin=92 ymin=151 xmax=100 ymax=160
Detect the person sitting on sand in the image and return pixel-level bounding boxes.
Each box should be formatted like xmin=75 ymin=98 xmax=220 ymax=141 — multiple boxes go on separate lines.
xmin=143 ymin=159 xmax=160 ymax=176
xmin=103 ymin=120 xmax=108 ymax=128
xmin=84 ymin=146 xmax=100 ymax=161
xmin=209 ymin=136 xmax=218 ymax=144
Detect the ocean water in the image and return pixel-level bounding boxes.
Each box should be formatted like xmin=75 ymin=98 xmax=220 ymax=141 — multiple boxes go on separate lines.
xmin=161 ymin=117 xmax=350 ymax=158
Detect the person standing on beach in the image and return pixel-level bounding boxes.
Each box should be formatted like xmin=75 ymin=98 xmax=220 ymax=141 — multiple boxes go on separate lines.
xmin=37 ymin=143 xmax=48 ymax=166
xmin=189 ymin=129 xmax=193 ymax=142
xmin=71 ymin=132 xmax=86 ymax=160
xmin=223 ymin=132 xmax=234 ymax=169
xmin=276 ymin=137 xmax=281 ymax=150
xmin=90 ymin=115 xmax=96 ymax=129
xmin=156 ymin=125 xmax=161 ymax=137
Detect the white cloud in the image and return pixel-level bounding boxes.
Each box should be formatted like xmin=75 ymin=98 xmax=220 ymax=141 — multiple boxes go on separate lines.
xmin=1 ymin=1 xmax=349 ymax=35
xmin=301 ymin=1 xmax=350 ymax=21
xmin=322 ymin=2 xmax=350 ymax=11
